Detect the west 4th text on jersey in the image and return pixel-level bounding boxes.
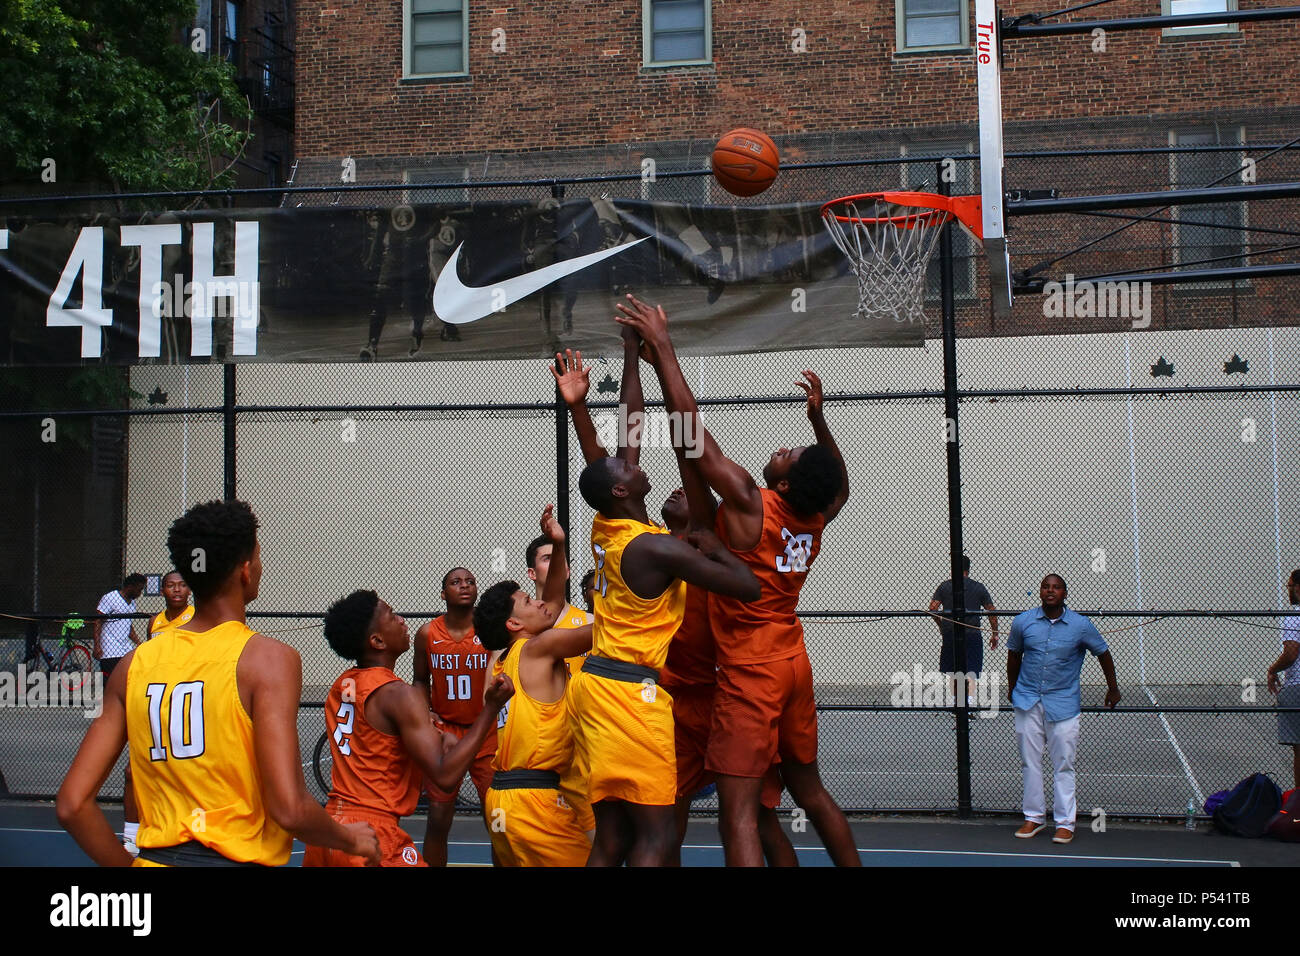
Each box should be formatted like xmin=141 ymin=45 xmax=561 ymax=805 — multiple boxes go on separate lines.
xmin=430 ymin=652 xmax=490 ymax=670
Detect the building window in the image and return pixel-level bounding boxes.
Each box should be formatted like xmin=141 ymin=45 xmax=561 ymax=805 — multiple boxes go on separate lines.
xmin=900 ymin=143 xmax=976 ymax=300
xmin=405 ymin=0 xmax=468 ymax=77
xmin=1170 ymin=128 xmax=1247 ymax=285
xmin=1161 ymin=0 xmax=1238 ymax=37
xmin=222 ymin=1 xmax=240 ymax=64
xmin=644 ymin=0 xmax=712 ymax=67
xmin=896 ymin=0 xmax=969 ymax=53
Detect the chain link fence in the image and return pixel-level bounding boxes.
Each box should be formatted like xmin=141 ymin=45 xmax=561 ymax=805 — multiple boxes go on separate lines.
xmin=3 ymin=139 xmax=1299 ymax=817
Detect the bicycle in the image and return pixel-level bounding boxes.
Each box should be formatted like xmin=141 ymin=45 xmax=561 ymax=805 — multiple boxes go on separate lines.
xmin=24 ymin=618 xmax=95 ymax=691
xmin=310 ymin=728 xmax=477 ymax=812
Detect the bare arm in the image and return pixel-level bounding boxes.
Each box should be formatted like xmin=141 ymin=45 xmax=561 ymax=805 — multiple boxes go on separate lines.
xmin=624 ymin=530 xmax=760 ymax=602
xmin=616 ymin=326 xmax=643 ymax=466
xmin=928 ymin=599 xmax=944 ymax=635
xmin=244 ymin=637 xmax=379 ymax=862
xmin=528 ymin=623 xmax=595 ymax=662
xmin=1097 ymin=650 xmax=1121 ymax=708
xmin=799 ymin=370 xmax=850 ymax=522
xmin=615 ymin=296 xmax=762 ymax=532
xmin=552 ymin=350 xmax=610 ymax=465
xmin=412 ymin=625 xmax=431 ymax=692
xmin=387 ymin=676 xmax=513 ymax=791
xmin=539 ymin=503 xmax=570 ymax=618
xmin=56 ymin=650 xmax=135 ymax=866
xmin=985 ymin=604 xmax=1000 ymax=649
xmin=1268 ymin=641 xmax=1298 ymax=694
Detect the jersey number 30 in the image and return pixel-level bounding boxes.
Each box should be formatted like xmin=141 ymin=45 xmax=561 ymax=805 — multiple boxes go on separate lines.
xmin=145 ymin=681 xmax=206 ymax=760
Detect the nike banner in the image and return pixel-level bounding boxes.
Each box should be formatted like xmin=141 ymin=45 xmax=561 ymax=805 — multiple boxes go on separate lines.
xmin=0 ymin=198 xmax=923 ymax=365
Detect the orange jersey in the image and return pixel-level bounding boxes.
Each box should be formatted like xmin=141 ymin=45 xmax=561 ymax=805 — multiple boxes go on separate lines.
xmin=589 ymin=514 xmax=687 ymax=670
xmin=491 ymin=639 xmax=573 ymax=773
xmin=707 ymin=488 xmax=824 ymax=665
xmin=324 ymin=667 xmax=422 ymax=818
xmin=660 ymin=584 xmax=715 ymax=690
xmin=125 ymin=622 xmax=291 ymax=865
xmin=423 ymin=615 xmax=492 ymax=726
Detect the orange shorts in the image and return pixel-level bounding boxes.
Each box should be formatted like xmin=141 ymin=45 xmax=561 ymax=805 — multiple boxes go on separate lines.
xmin=706 ymin=650 xmax=818 ymax=778
xmin=674 ymin=681 xmax=785 ymax=807
xmin=568 ymin=670 xmax=676 ymax=807
xmin=484 ymin=786 xmax=592 ymax=867
xmin=426 ymin=719 xmax=495 ymax=805
xmin=302 ymin=803 xmax=426 ymax=868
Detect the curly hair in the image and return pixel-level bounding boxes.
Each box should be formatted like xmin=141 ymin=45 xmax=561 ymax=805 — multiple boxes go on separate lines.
xmin=783 ymin=445 xmax=843 ymax=518
xmin=166 ymin=500 xmax=259 ymax=601
xmin=474 ymin=581 xmax=521 ymax=652
xmin=323 ymin=590 xmax=380 ymax=663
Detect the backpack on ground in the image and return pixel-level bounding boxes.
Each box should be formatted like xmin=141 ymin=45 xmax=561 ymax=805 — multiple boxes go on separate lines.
xmin=1212 ymin=773 xmax=1282 ymax=838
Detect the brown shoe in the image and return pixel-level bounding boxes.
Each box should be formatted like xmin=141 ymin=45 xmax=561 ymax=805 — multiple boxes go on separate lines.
xmin=1052 ymin=828 xmax=1074 ymax=844
xmin=1015 ymin=821 xmax=1046 ymax=838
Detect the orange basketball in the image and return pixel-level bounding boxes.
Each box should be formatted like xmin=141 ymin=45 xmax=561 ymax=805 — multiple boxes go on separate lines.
xmin=711 ymin=128 xmax=780 ymax=197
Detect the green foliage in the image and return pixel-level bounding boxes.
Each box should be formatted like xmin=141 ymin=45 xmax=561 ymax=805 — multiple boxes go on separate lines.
xmin=0 ymin=0 xmax=252 ymax=194
xmin=0 ymin=366 xmax=136 ymax=450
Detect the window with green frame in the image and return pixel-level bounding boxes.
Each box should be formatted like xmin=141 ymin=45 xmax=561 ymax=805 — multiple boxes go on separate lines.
xmin=644 ymin=0 xmax=711 ymax=66
xmin=407 ymin=0 xmax=467 ymax=77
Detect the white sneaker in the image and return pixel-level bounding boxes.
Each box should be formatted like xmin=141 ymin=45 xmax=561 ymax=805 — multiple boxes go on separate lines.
xmin=123 ymin=839 xmax=139 ymax=857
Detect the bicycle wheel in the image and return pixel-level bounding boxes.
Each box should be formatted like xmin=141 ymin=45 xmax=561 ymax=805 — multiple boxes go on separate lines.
xmin=57 ymin=644 xmax=93 ymax=691
xmin=312 ymin=731 xmax=332 ymax=801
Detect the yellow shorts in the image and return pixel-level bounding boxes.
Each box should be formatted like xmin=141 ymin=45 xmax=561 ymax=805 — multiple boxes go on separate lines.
xmin=485 ymin=786 xmax=592 ymax=867
xmin=568 ymin=670 xmax=676 ymax=807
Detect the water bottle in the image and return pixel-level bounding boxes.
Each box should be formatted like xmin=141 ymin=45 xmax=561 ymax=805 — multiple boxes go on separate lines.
xmin=1185 ymin=798 xmax=1197 ymax=830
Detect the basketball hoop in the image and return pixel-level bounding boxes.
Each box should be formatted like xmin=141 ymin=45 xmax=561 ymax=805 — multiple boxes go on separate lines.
xmin=820 ymin=192 xmax=984 ymax=325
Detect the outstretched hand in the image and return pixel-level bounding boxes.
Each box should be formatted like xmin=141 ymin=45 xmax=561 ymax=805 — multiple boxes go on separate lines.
xmin=484 ymin=673 xmax=515 ymax=710
xmin=551 ymin=349 xmax=590 ymax=405
xmin=614 ymin=295 xmax=671 ymax=359
xmin=795 ymin=370 xmax=824 ymax=420
xmin=540 ymin=503 xmax=565 ymax=545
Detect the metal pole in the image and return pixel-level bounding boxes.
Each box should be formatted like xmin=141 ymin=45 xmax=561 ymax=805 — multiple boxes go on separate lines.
xmin=939 ymin=169 xmax=972 ymax=818
xmin=1007 ymin=181 xmax=1300 ymax=215
xmin=223 ymin=364 xmax=237 ymax=501
xmin=1002 ymin=6 xmax=1300 ymax=37
xmin=552 ymin=182 xmax=571 ymax=604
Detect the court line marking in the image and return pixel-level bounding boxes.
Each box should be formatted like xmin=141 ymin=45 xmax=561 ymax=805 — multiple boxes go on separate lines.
xmin=1144 ymin=686 xmax=1205 ymax=805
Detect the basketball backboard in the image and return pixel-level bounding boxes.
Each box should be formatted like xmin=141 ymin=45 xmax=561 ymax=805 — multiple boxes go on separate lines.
xmin=974 ymin=0 xmax=1013 ymax=316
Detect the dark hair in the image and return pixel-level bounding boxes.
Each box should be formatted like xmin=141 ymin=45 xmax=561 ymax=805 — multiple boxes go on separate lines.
xmin=783 ymin=445 xmax=842 ymax=517
xmin=123 ymin=573 xmax=147 ymax=589
xmin=580 ymin=569 xmax=597 ymax=590
xmin=161 ymin=569 xmax=185 ymax=583
xmin=166 ymin=500 xmax=259 ymax=601
xmin=525 ymin=536 xmax=549 ymax=571
xmin=323 ymin=590 xmax=380 ymax=663
xmin=474 ymin=581 xmax=521 ymax=652
xmin=442 ymin=567 xmax=472 ymax=590
xmin=578 ymin=457 xmax=618 ymax=512
xmin=962 ymin=555 xmax=971 ymax=574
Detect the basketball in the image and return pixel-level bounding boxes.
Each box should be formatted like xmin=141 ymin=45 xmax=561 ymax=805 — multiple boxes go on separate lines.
xmin=711 ymin=127 xmax=780 ymax=197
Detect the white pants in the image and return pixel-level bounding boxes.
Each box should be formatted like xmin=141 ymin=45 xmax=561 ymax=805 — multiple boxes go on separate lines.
xmin=1014 ymin=701 xmax=1080 ymax=830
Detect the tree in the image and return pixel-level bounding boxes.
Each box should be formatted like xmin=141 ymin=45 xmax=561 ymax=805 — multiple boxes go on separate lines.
xmin=0 ymin=0 xmax=252 ymax=196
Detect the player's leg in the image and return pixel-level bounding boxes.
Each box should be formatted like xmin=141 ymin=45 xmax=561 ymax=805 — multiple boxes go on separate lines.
xmin=776 ymin=653 xmax=861 ymax=866
xmin=1047 ymin=714 xmax=1080 ymax=833
xmin=423 ymin=790 xmax=457 ymax=867
xmin=715 ymin=774 xmax=765 ymax=866
xmin=671 ymin=797 xmax=691 ymax=866
xmin=1014 ymin=702 xmax=1047 ymax=832
xmin=588 ymin=799 xmax=632 ymax=866
xmin=758 ymin=766 xmax=797 ymax=867
xmin=622 ymin=802 xmax=677 ymax=867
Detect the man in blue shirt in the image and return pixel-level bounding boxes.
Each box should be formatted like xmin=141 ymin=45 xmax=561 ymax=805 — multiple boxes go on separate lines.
xmin=1007 ymin=574 xmax=1120 ymax=844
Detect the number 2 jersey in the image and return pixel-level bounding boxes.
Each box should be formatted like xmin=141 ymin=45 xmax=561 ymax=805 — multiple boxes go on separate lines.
xmin=323 ymin=666 xmax=422 ymax=817
xmin=125 ymin=621 xmax=292 ymax=865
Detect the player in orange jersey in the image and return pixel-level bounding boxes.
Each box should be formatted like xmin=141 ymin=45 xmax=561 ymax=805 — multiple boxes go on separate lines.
xmin=616 ymin=296 xmax=861 ymax=867
xmin=475 ymin=504 xmax=594 ymax=866
xmin=57 ymin=499 xmax=379 ymax=867
xmin=553 ymin=326 xmax=761 ymax=867
xmin=304 ymin=590 xmax=513 ymax=867
xmin=413 ymin=566 xmax=496 ymax=866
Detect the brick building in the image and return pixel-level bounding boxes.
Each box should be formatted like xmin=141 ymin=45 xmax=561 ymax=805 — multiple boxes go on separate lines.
xmin=287 ymin=0 xmax=1300 ymax=334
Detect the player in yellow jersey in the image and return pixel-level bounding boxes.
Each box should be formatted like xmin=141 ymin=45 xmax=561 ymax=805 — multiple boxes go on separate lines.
xmin=524 ymin=529 xmax=594 ymax=834
xmin=57 ymin=500 xmax=380 ymax=866
xmin=117 ymin=570 xmax=195 ymax=855
xmin=476 ymin=504 xmax=594 ymax=865
xmin=553 ymin=325 xmax=761 ymax=866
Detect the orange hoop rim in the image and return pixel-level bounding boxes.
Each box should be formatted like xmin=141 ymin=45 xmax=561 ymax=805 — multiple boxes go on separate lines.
xmin=821 ymin=191 xmax=984 ymax=240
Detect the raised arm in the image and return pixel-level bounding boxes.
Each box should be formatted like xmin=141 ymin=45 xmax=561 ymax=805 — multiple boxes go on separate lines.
xmin=538 ymin=503 xmax=569 ymax=619
xmin=552 ymin=349 xmax=610 ymax=466
xmin=798 ymin=370 xmax=849 ymax=523
xmin=528 ymin=623 xmax=595 ymax=663
xmin=617 ymin=326 xmax=643 ymax=466
xmin=615 ymin=296 xmax=762 ymax=529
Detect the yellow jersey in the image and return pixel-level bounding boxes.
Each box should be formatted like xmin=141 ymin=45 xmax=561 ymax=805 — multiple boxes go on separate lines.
xmin=556 ymin=602 xmax=591 ymax=678
xmin=491 ymin=639 xmax=572 ymax=773
xmin=125 ymin=621 xmax=292 ymax=866
xmin=149 ymin=605 xmax=194 ymax=639
xmin=589 ymin=514 xmax=686 ymax=671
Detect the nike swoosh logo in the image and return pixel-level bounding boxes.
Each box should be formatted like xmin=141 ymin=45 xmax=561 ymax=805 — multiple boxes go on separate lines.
xmin=433 ymin=237 xmax=648 ymax=324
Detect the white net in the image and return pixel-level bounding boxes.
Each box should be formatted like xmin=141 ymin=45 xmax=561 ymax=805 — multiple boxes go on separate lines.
xmin=821 ymin=196 xmax=953 ymax=326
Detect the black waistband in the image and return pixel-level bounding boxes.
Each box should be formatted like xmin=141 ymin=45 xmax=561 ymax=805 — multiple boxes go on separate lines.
xmin=581 ymin=654 xmax=659 ymax=684
xmin=137 ymin=841 xmax=264 ymax=868
xmin=491 ymin=769 xmax=562 ymax=791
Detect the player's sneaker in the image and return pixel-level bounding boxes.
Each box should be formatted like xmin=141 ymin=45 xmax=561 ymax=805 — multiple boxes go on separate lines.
xmin=123 ymin=839 xmax=139 ymax=857
xmin=359 ymin=340 xmax=378 ymax=361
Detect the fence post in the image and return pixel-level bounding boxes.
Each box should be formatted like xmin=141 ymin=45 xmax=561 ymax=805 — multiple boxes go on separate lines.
xmin=552 ymin=183 xmax=572 ymax=603
xmin=939 ymin=170 xmax=972 ymax=818
xmin=223 ymin=364 xmax=237 ymax=501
